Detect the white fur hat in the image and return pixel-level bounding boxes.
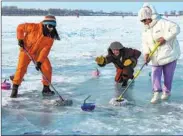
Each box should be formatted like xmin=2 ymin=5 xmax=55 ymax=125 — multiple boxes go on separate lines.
xmin=138 ymin=3 xmax=159 ymax=21
xmin=138 ymin=6 xmax=152 ymax=21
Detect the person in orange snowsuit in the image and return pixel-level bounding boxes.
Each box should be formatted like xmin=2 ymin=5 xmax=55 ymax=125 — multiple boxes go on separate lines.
xmin=10 ymin=15 xmax=60 ymax=98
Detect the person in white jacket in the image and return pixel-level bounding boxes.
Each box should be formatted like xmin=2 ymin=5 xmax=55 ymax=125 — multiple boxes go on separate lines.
xmin=138 ymin=3 xmax=181 ymax=104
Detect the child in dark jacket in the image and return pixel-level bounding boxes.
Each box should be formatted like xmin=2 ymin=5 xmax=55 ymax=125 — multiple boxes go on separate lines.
xmin=95 ymin=41 xmax=141 ymax=99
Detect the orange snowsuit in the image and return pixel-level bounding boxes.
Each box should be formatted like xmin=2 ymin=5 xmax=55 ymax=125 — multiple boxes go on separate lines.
xmin=13 ymin=22 xmax=54 ymax=86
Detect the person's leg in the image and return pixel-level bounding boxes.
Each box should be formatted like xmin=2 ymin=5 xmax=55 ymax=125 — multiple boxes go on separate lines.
xmin=122 ymin=67 xmax=134 ymax=87
xmin=151 ymin=66 xmax=163 ymax=92
xmin=115 ymin=68 xmax=123 ymax=83
xmin=114 ymin=82 xmax=123 ymax=98
xmin=114 ymin=81 xmax=133 ymax=100
xmin=41 ymin=57 xmax=52 ymax=86
xmin=11 ymin=51 xmax=31 ymax=97
xmin=40 ymin=58 xmax=54 ymax=96
xmin=161 ymin=60 xmax=177 ymax=99
xmin=150 ymin=66 xmax=163 ymax=103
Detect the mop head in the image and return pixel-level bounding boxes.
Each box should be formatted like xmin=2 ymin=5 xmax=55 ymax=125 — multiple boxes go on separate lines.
xmin=54 ymin=99 xmax=73 ymax=106
xmin=109 ymin=97 xmax=129 ymax=106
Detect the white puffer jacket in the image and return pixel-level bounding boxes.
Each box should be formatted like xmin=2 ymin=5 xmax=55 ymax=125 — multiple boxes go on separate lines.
xmin=141 ymin=15 xmax=181 ymax=66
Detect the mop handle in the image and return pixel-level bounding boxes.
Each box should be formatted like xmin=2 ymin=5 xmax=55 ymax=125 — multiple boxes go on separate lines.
xmin=23 ymin=47 xmax=64 ymax=101
xmin=84 ymin=95 xmax=91 ymax=104
xmin=117 ymin=42 xmax=160 ymax=100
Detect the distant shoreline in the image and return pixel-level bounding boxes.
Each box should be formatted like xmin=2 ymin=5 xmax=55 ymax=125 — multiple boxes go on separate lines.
xmin=2 ymin=15 xmax=182 ymax=17
xmin=2 ymin=6 xmax=183 ymax=17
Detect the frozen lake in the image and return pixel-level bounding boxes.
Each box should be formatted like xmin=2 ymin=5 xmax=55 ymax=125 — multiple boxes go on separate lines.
xmin=2 ymin=16 xmax=183 ymax=135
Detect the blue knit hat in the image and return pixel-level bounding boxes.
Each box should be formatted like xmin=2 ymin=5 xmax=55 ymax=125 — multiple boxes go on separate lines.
xmin=43 ymin=15 xmax=56 ymax=26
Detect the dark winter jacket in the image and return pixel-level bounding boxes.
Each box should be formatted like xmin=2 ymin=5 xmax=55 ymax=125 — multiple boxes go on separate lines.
xmin=99 ymin=47 xmax=141 ymax=82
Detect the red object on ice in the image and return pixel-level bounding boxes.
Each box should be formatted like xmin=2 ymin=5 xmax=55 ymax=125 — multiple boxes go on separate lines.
xmin=92 ymin=68 xmax=100 ymax=77
xmin=1 ymin=80 xmax=11 ymax=90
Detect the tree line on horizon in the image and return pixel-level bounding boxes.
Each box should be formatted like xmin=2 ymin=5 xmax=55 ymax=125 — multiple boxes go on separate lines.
xmin=2 ymin=6 xmax=183 ymax=16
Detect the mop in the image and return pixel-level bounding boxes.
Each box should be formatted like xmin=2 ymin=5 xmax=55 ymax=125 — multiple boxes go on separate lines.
xmin=23 ymin=48 xmax=73 ymax=106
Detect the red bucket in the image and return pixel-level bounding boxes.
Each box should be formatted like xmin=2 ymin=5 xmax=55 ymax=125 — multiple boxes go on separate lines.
xmin=92 ymin=68 xmax=100 ymax=77
xmin=1 ymin=80 xmax=11 ymax=90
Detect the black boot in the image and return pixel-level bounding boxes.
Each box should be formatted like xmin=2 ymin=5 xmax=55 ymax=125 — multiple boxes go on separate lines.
xmin=122 ymin=80 xmax=128 ymax=87
xmin=10 ymin=84 xmax=19 ymax=98
xmin=42 ymin=85 xmax=55 ymax=96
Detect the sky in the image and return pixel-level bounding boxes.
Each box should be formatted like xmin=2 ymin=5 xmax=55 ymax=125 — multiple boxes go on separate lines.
xmin=2 ymin=2 xmax=183 ymax=13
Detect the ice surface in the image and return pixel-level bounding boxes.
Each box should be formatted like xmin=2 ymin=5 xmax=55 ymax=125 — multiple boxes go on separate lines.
xmin=2 ymin=16 xmax=183 ymax=135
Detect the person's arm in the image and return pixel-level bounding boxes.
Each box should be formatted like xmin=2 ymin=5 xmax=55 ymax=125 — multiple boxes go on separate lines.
xmin=142 ymin=34 xmax=151 ymax=64
xmin=37 ymin=46 xmax=52 ymax=63
xmin=163 ymin=20 xmax=180 ymax=42
xmin=132 ymin=49 xmax=141 ymax=59
xmin=95 ymin=55 xmax=113 ymax=67
xmin=17 ymin=23 xmax=37 ymax=40
xmin=125 ymin=48 xmax=141 ymax=60
xmin=37 ymin=39 xmax=54 ymax=63
xmin=35 ymin=45 xmax=52 ymax=71
xmin=142 ymin=34 xmax=150 ymax=55
xmin=123 ymin=48 xmax=141 ymax=67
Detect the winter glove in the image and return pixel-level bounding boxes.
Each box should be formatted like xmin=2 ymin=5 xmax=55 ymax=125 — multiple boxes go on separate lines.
xmin=18 ymin=39 xmax=24 ymax=48
xmin=95 ymin=56 xmax=105 ymax=65
xmin=123 ymin=59 xmax=132 ymax=66
xmin=35 ymin=62 xmax=42 ymax=71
